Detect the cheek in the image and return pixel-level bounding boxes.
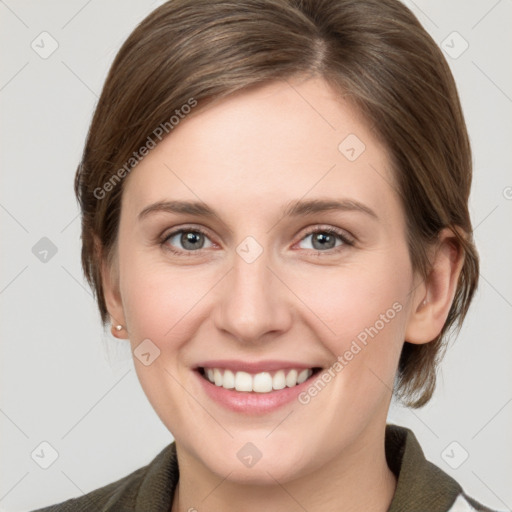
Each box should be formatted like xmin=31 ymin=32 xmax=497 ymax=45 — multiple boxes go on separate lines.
xmin=292 ymin=257 xmax=411 ymax=341
xmin=288 ymin=270 xmax=409 ymax=440
xmin=287 ymin=255 xmax=412 ymax=395
xmin=122 ymin=266 xmax=210 ymax=341
xmin=118 ymin=260 xmax=215 ymax=424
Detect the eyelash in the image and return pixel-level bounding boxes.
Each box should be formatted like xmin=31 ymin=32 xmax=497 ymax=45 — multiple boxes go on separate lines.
xmin=159 ymin=225 xmax=354 ymax=257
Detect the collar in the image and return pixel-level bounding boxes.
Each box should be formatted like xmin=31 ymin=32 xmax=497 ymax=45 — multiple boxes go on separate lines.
xmin=386 ymin=424 xmax=462 ymax=511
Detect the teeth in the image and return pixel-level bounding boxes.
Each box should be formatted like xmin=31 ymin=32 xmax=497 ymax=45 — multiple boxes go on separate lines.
xmin=273 ymin=370 xmax=286 ymax=390
xmin=286 ymin=369 xmax=298 ymax=387
xmin=222 ymin=369 xmax=235 ymax=389
xmin=203 ymin=367 xmax=314 ymax=392
xmin=214 ymin=368 xmax=223 ymax=387
xmin=235 ymin=371 xmax=253 ymax=392
xmin=253 ymin=372 xmax=273 ymax=393
xmin=297 ymin=369 xmax=309 ymax=384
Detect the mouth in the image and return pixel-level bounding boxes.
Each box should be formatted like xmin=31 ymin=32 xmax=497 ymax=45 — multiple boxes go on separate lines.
xmin=196 ymin=366 xmax=323 ymax=393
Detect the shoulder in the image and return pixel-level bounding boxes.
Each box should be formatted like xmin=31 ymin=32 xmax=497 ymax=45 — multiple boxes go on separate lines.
xmin=385 ymin=424 xmax=501 ymax=512
xmin=30 ymin=442 xmax=178 ymax=512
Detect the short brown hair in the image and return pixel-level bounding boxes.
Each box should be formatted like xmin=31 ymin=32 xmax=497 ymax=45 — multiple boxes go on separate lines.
xmin=75 ymin=0 xmax=479 ymax=407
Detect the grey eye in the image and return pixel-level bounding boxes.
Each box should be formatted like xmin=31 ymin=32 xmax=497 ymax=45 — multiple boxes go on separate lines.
xmin=166 ymin=230 xmax=213 ymax=251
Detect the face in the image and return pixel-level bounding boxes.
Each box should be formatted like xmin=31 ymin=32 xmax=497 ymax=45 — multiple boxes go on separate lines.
xmin=109 ymin=75 xmax=419 ymax=484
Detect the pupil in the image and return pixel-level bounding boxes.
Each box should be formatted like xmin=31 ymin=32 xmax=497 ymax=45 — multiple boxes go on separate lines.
xmin=182 ymin=232 xmax=203 ymax=250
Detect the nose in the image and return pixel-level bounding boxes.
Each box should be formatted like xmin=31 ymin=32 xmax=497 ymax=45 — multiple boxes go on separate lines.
xmin=213 ymin=245 xmax=293 ymax=345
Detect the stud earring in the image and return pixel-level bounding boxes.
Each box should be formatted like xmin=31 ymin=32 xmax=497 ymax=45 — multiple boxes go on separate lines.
xmin=110 ymin=320 xmax=126 ymax=336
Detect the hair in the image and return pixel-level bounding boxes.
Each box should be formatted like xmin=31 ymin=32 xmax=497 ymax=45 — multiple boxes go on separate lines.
xmin=75 ymin=0 xmax=479 ymax=408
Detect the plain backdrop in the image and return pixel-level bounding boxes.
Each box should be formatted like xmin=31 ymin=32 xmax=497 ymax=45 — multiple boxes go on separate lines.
xmin=1 ymin=1 xmax=511 ymax=510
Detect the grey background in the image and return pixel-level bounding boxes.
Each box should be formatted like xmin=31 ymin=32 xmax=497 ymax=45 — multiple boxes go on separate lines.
xmin=1 ymin=0 xmax=511 ymax=510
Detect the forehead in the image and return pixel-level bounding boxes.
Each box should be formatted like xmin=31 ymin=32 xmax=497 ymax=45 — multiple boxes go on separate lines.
xmin=122 ymin=76 xmax=399 ymax=223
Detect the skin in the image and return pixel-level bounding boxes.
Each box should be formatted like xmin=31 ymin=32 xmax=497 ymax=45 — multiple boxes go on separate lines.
xmin=103 ymin=75 xmax=464 ymax=512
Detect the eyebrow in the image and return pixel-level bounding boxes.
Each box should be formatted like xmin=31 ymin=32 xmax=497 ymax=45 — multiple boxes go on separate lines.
xmin=283 ymin=198 xmax=378 ymax=219
xmin=137 ymin=198 xmax=378 ymax=222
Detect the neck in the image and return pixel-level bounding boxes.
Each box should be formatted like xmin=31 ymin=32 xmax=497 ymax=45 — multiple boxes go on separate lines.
xmin=171 ymin=423 xmax=397 ymax=512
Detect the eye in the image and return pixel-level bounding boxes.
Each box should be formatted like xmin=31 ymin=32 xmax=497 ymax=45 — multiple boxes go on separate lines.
xmin=160 ymin=225 xmax=354 ymax=256
xmin=162 ymin=228 xmax=214 ymax=253
xmin=296 ymin=226 xmax=354 ymax=253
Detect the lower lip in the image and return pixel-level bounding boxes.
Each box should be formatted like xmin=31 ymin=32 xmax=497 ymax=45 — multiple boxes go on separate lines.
xmin=194 ymin=369 xmax=318 ymax=414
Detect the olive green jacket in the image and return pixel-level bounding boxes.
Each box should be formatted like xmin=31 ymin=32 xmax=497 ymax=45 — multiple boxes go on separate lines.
xmin=33 ymin=424 xmax=497 ymax=512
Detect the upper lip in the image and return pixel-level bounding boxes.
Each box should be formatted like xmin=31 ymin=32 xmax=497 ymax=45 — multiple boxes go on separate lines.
xmin=195 ymin=360 xmax=322 ymax=373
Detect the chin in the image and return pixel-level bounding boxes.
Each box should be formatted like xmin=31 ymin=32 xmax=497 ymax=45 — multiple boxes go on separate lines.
xmin=206 ymin=451 xmax=311 ymax=486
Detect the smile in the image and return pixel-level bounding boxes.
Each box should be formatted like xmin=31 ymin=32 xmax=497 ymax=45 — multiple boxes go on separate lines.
xmin=199 ymin=367 xmax=320 ymax=393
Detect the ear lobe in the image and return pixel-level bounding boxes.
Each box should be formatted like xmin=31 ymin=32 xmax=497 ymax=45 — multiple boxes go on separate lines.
xmin=99 ymin=243 xmax=128 ymax=339
xmin=405 ymin=228 xmax=465 ymax=345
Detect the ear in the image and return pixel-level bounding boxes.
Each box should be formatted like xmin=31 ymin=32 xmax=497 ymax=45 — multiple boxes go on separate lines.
xmin=97 ymin=237 xmax=128 ymax=339
xmin=405 ymin=228 xmax=465 ymax=344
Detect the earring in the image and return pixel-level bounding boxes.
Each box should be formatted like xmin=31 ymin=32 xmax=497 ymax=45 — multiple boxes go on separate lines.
xmin=110 ymin=320 xmax=126 ymax=337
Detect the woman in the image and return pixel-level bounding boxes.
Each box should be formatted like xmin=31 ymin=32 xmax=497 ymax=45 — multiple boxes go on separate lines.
xmin=34 ymin=0 xmax=497 ymax=510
